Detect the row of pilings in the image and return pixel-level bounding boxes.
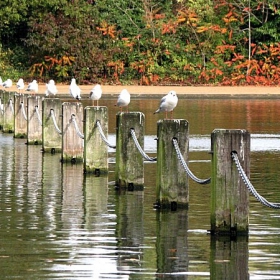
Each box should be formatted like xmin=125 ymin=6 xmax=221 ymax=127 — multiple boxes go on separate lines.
xmin=0 ymin=91 xmax=251 ymax=236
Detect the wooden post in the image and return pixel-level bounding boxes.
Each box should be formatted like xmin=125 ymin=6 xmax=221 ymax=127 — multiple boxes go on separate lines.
xmin=83 ymin=106 xmax=108 ymax=174
xmin=61 ymin=102 xmax=84 ymax=163
xmin=2 ymin=92 xmax=15 ymax=133
xmin=211 ymin=129 xmax=250 ymax=236
xmin=115 ymin=112 xmax=145 ymax=190
xmin=14 ymin=94 xmax=28 ymax=138
xmin=42 ymin=98 xmax=62 ymax=153
xmin=27 ymin=96 xmax=43 ymax=145
xmin=155 ymin=119 xmax=189 ymax=210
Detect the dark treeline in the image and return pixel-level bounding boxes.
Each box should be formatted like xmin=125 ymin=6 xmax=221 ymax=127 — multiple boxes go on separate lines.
xmin=0 ymin=0 xmax=280 ymax=85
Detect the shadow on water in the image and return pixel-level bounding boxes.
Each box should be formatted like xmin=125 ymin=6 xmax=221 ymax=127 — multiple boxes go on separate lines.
xmin=1 ymin=98 xmax=280 ymax=278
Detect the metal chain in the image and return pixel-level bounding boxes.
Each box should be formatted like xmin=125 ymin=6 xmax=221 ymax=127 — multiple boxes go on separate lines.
xmin=172 ymin=138 xmax=211 ymax=184
xmin=35 ymin=106 xmax=42 ymax=126
xmin=0 ymin=98 xmax=3 ymax=115
xmin=50 ymin=109 xmax=62 ymax=135
xmin=130 ymin=128 xmax=157 ymax=162
xmin=9 ymin=99 xmax=14 ymax=115
xmin=21 ymin=102 xmax=28 ymax=121
xmin=96 ymin=120 xmax=116 ymax=149
xmin=71 ymin=114 xmax=84 ymax=139
xmin=231 ymin=151 xmax=280 ymax=209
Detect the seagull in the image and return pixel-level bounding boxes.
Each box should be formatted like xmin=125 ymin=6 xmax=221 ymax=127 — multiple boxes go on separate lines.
xmin=115 ymin=89 xmax=130 ymax=112
xmin=16 ymin=78 xmax=25 ymax=94
xmin=2 ymin=79 xmax=12 ymax=90
xmin=26 ymin=80 xmax=38 ymax=95
xmin=69 ymin=78 xmax=81 ymax=100
xmin=154 ymin=90 xmax=178 ymax=119
xmin=89 ymin=84 xmax=102 ymax=106
xmin=45 ymin=79 xmax=58 ymax=97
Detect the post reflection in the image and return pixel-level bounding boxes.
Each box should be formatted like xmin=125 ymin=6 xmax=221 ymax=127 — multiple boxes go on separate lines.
xmin=156 ymin=210 xmax=189 ymax=279
xmin=115 ymin=190 xmax=145 ymax=271
xmin=61 ymin=163 xmax=84 ymax=229
xmin=42 ymin=152 xmax=63 ymax=232
xmin=83 ymin=174 xmax=109 ymax=229
xmin=210 ymin=236 xmax=249 ymax=280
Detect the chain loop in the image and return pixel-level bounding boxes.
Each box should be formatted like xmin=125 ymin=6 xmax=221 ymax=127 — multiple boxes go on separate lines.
xmin=9 ymin=99 xmax=14 ymax=115
xmin=21 ymin=102 xmax=28 ymax=121
xmin=231 ymin=151 xmax=280 ymax=209
xmin=0 ymin=98 xmax=3 ymax=115
xmin=173 ymin=138 xmax=211 ymax=184
xmin=71 ymin=114 xmax=84 ymax=139
xmin=50 ymin=109 xmax=62 ymax=135
xmin=35 ymin=106 xmax=42 ymax=126
xmin=96 ymin=120 xmax=116 ymax=149
xmin=130 ymin=128 xmax=156 ymax=162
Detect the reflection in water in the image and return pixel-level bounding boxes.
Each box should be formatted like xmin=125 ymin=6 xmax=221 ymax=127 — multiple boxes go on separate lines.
xmin=0 ymin=99 xmax=280 ymax=279
xmin=156 ymin=210 xmax=189 ymax=279
xmin=210 ymin=236 xmax=249 ymax=280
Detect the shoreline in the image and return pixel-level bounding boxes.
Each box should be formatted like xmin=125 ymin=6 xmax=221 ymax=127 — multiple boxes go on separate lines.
xmin=4 ymin=84 xmax=280 ymax=98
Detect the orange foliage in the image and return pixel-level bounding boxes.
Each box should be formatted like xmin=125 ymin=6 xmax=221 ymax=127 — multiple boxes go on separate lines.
xmin=107 ymin=60 xmax=124 ymax=84
xmin=97 ymin=21 xmax=116 ymax=38
xmin=30 ymin=55 xmax=75 ymax=77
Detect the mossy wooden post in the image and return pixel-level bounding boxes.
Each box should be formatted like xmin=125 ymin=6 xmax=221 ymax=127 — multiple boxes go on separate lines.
xmin=155 ymin=119 xmax=189 ymax=210
xmin=27 ymin=96 xmax=42 ymax=145
xmin=115 ymin=112 xmax=145 ymax=190
xmin=62 ymin=102 xmax=84 ymax=163
xmin=211 ymin=129 xmax=250 ymax=236
xmin=14 ymin=94 xmax=28 ymax=138
xmin=83 ymin=106 xmax=108 ymax=174
xmin=2 ymin=92 xmax=15 ymax=133
xmin=42 ymin=98 xmax=62 ymax=153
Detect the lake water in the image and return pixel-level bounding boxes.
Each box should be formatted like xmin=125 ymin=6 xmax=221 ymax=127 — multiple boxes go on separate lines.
xmin=1 ymin=97 xmax=280 ymax=279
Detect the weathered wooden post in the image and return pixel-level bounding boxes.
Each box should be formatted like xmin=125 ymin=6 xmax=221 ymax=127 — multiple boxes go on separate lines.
xmin=42 ymin=98 xmax=62 ymax=153
xmin=27 ymin=96 xmax=42 ymax=145
xmin=115 ymin=112 xmax=145 ymax=190
xmin=83 ymin=106 xmax=108 ymax=174
xmin=2 ymin=92 xmax=15 ymax=133
xmin=155 ymin=119 xmax=189 ymax=210
xmin=61 ymin=102 xmax=84 ymax=163
xmin=210 ymin=129 xmax=250 ymax=236
xmin=14 ymin=94 xmax=28 ymax=138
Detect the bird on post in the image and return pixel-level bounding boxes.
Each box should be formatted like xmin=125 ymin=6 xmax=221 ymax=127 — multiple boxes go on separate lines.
xmin=89 ymin=84 xmax=102 ymax=106
xmin=45 ymin=79 xmax=58 ymax=97
xmin=16 ymin=78 xmax=25 ymax=94
xmin=26 ymin=80 xmax=38 ymax=95
xmin=69 ymin=78 xmax=81 ymax=101
xmin=115 ymin=89 xmax=130 ymax=112
xmin=2 ymin=79 xmax=13 ymax=91
xmin=154 ymin=90 xmax=178 ymax=119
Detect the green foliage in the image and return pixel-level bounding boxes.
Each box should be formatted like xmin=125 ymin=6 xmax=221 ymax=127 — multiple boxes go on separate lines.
xmin=0 ymin=0 xmax=280 ymax=85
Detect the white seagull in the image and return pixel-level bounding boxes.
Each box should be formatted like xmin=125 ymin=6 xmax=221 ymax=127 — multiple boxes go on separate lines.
xmin=2 ymin=79 xmax=13 ymax=90
xmin=89 ymin=84 xmax=102 ymax=106
xmin=45 ymin=79 xmax=58 ymax=97
xmin=154 ymin=90 xmax=178 ymax=119
xmin=16 ymin=78 xmax=25 ymax=94
xmin=26 ymin=80 xmax=38 ymax=95
xmin=115 ymin=89 xmax=130 ymax=112
xmin=69 ymin=78 xmax=81 ymax=100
